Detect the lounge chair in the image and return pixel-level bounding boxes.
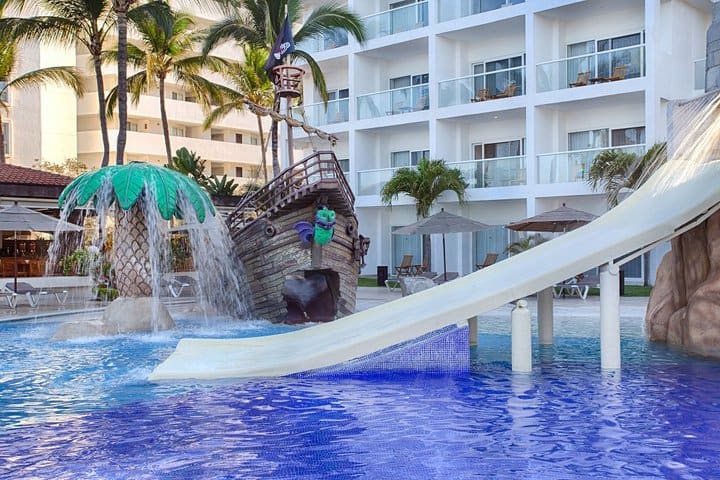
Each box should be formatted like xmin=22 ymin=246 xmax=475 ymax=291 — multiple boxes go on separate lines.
xmin=4 ymin=282 xmax=68 ymax=308
xmin=569 ymin=71 xmax=590 ymax=87
xmin=470 ymin=88 xmax=489 ymax=102
xmin=394 ymin=255 xmax=415 ymax=277
xmin=591 ymin=65 xmax=628 ymax=84
xmin=491 ymin=83 xmax=517 ymax=99
xmin=476 ymin=253 xmax=499 ymax=270
xmin=165 ymin=275 xmax=197 ymax=298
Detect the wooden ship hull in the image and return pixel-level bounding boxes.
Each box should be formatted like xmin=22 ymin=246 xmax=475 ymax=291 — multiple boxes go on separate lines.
xmin=226 ymin=151 xmax=369 ymax=323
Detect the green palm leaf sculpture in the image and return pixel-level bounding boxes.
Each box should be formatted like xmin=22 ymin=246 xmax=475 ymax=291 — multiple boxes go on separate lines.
xmin=59 ymin=162 xmax=214 ymax=223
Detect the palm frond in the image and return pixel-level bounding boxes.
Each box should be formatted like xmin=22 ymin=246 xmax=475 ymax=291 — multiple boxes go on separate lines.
xmin=6 ymin=66 xmax=84 ymax=96
xmin=293 ymin=4 xmax=366 ymax=44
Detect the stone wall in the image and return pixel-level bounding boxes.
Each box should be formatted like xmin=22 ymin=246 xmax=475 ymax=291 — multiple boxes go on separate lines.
xmin=234 ymin=203 xmax=360 ymax=321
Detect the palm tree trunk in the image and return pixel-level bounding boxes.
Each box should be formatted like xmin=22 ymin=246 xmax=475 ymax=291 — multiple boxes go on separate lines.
xmin=113 ymin=204 xmax=152 ymax=297
xmin=0 ymin=110 xmax=5 ymax=165
xmin=158 ymin=76 xmax=172 ymax=165
xmin=114 ymin=2 xmax=131 ymax=166
xmin=93 ymin=54 xmax=111 ymax=167
xmin=256 ymin=114 xmax=268 ymax=183
xmin=271 ymin=93 xmax=281 ymax=177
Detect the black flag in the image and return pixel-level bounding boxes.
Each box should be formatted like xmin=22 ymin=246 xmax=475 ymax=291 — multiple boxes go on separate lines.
xmin=264 ymin=16 xmax=295 ymax=78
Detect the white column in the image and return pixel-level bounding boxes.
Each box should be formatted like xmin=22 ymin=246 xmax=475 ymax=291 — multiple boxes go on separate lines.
xmin=600 ymin=263 xmax=621 ymax=370
xmin=279 ymin=96 xmax=291 ymax=170
xmin=467 ymin=316 xmax=478 ymax=346
xmin=511 ymin=300 xmax=532 ymax=372
xmin=537 ymin=287 xmax=554 ymax=345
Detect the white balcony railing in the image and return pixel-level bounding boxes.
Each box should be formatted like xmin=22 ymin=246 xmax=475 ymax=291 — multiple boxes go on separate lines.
xmin=438 ymin=0 xmax=525 ymax=22
xmin=695 ymin=58 xmax=706 ymax=91
xmin=296 ymin=29 xmax=349 ymax=53
xmin=357 ymin=155 xmax=526 ymax=195
xmin=364 ymin=1 xmax=428 ymax=40
xmin=447 ymin=156 xmax=526 ymax=188
xmin=536 ymin=44 xmax=645 ymax=93
xmin=357 ymin=84 xmax=429 ymax=120
xmin=293 ymin=98 xmax=349 ymax=127
xmin=537 ymin=144 xmax=645 ymax=184
xmin=438 ymin=66 xmax=525 ymax=107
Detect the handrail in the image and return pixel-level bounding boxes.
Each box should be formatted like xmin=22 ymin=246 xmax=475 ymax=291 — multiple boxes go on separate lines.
xmin=439 ymin=65 xmax=525 ymax=84
xmin=536 ymin=44 xmax=645 ymax=66
xmin=363 ymin=0 xmax=428 ymax=20
xmin=537 ymin=144 xmax=644 ymax=157
xmin=357 ymin=83 xmax=429 ymax=99
xmin=226 ymin=150 xmax=354 ymax=233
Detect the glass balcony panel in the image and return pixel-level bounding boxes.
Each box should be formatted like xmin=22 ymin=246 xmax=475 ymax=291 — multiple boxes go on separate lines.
xmin=296 ymin=29 xmax=349 ymax=54
xmin=695 ymin=59 xmax=706 ymax=91
xmin=438 ymin=66 xmax=525 ymax=107
xmin=536 ymin=45 xmax=645 ymax=93
xmin=364 ymin=1 xmax=428 ymax=40
xmin=357 ymin=84 xmax=429 ymax=120
xmin=357 ymin=167 xmax=398 ymax=196
xmin=438 ymin=0 xmax=525 ymax=22
xmin=293 ymin=98 xmax=349 ymax=127
xmin=537 ymin=145 xmax=645 ymax=184
xmin=447 ymin=156 xmax=526 ymax=188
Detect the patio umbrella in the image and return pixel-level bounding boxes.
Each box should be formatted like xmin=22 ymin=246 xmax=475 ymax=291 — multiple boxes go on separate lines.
xmin=0 ymin=202 xmax=83 ymax=290
xmin=506 ymin=204 xmax=598 ymax=233
xmin=393 ymin=209 xmax=491 ymax=281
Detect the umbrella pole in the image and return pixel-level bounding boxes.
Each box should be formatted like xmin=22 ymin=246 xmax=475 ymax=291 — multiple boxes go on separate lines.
xmin=442 ymin=233 xmax=447 ymax=281
xmin=13 ymin=230 xmax=17 ymax=292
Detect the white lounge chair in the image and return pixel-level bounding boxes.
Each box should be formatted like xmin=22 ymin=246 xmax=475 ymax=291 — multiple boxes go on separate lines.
xmin=4 ymin=282 xmax=68 ymax=308
xmin=166 ymin=275 xmax=196 ymax=298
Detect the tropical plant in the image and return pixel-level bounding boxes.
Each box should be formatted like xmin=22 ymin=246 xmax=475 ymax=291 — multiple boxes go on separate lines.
xmin=205 ymin=174 xmax=239 ymax=196
xmin=203 ymin=46 xmax=274 ymax=183
xmin=381 ymin=158 xmax=468 ymax=268
xmin=166 ymin=147 xmax=208 ymax=186
xmin=0 ymin=38 xmax=84 ymax=164
xmin=105 ymin=6 xmax=226 ymax=164
xmin=59 ymin=162 xmax=215 ymax=297
xmin=36 ymin=158 xmax=89 ymax=177
xmin=505 ymin=233 xmax=547 ymax=256
xmin=588 ymin=142 xmax=667 ymax=207
xmin=202 ymin=0 xmax=366 ymax=176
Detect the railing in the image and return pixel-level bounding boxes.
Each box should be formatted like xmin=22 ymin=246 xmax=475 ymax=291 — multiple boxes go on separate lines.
xmin=296 ymin=29 xmax=349 ymax=53
xmin=537 ymin=144 xmax=645 ymax=184
xmin=226 ymin=151 xmax=354 ymax=233
xmin=356 ymin=156 xmax=526 ymax=195
xmin=364 ymin=1 xmax=428 ymax=40
xmin=356 ymin=84 xmax=429 ymax=120
xmin=447 ymin=156 xmax=526 ymax=188
xmin=438 ymin=0 xmax=525 ymax=22
xmin=293 ymin=98 xmax=349 ymax=127
xmin=695 ymin=58 xmax=706 ymax=91
xmin=536 ymin=44 xmax=645 ymax=93
xmin=438 ymin=66 xmax=525 ymax=107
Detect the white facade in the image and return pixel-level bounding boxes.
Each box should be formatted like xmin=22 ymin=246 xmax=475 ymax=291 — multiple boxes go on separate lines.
xmin=293 ymin=0 xmax=712 ymax=285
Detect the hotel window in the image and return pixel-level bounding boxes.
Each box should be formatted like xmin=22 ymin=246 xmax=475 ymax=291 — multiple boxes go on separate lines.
xmin=389 ymin=74 xmax=429 ymax=112
xmin=2 ymin=122 xmax=9 ymax=154
xmin=171 ymin=91 xmax=183 ymax=101
xmin=337 ymin=158 xmax=349 ymax=173
xmin=211 ymin=130 xmax=224 ymax=141
xmin=127 ymin=122 xmax=139 ymax=132
xmin=211 ymin=164 xmax=224 ymax=176
xmin=248 ymin=135 xmax=259 ymax=145
xmin=568 ymin=127 xmax=644 ymax=150
xmin=391 ymin=149 xmax=429 ymax=168
xmin=567 ymin=32 xmax=644 ymax=81
xmin=473 ymin=55 xmax=524 ymax=97
xmin=471 ymin=139 xmax=525 ymax=187
xmin=0 ymin=82 xmax=8 ymax=103
xmin=235 ymin=166 xmax=243 ymax=177
xmin=235 ymin=133 xmax=243 ymax=143
xmin=171 ymin=126 xmax=185 ymax=137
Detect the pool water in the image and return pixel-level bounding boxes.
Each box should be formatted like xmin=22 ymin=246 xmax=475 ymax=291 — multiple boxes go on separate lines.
xmin=1 ymin=313 xmax=720 ymax=479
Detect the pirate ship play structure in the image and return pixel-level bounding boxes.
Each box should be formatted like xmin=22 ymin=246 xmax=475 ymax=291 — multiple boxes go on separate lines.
xmin=226 ymin=65 xmax=369 ymax=323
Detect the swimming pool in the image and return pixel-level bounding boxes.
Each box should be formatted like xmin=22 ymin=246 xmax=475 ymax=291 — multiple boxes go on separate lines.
xmin=1 ymin=312 xmax=719 ymax=479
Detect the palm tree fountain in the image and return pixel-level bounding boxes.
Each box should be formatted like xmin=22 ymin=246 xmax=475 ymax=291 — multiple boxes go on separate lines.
xmin=54 ymin=162 xmax=251 ymax=339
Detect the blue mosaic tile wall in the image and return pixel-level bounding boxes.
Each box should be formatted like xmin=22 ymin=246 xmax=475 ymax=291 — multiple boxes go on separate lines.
xmin=302 ymin=324 xmax=469 ymax=376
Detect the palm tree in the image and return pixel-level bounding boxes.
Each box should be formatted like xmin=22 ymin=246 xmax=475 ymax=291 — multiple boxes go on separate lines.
xmin=588 ymin=142 xmax=667 ymax=206
xmin=105 ymin=7 xmax=227 ymax=164
xmin=0 ymin=0 xmax=116 ymax=166
xmin=203 ymin=46 xmax=274 ymax=183
xmin=0 ymin=38 xmax=84 ymax=163
xmin=381 ymin=158 xmax=468 ymax=269
xmin=202 ymin=0 xmax=366 ymax=177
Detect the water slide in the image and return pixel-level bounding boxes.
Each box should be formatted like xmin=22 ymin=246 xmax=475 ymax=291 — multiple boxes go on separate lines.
xmin=150 ymin=160 xmax=720 ymax=380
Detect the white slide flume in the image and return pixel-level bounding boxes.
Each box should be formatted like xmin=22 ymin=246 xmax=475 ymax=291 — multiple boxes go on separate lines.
xmin=150 ymin=160 xmax=720 ymax=380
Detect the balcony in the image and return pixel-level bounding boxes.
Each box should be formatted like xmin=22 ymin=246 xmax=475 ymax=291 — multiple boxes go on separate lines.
xmin=438 ymin=0 xmax=525 ymax=22
xmin=438 ymin=66 xmax=525 ymax=107
xmin=536 ymin=45 xmax=645 ymax=93
xmin=296 ymin=29 xmax=349 ymax=54
xmin=357 ymin=84 xmax=429 ymax=120
xmin=537 ymin=144 xmax=645 ymax=184
xmin=356 ymin=155 xmax=526 ymax=195
xmin=447 ymin=156 xmax=526 ymax=188
xmin=695 ymin=58 xmax=706 ymax=91
xmin=293 ymin=98 xmax=349 ymax=127
xmin=364 ymin=1 xmax=428 ymax=40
